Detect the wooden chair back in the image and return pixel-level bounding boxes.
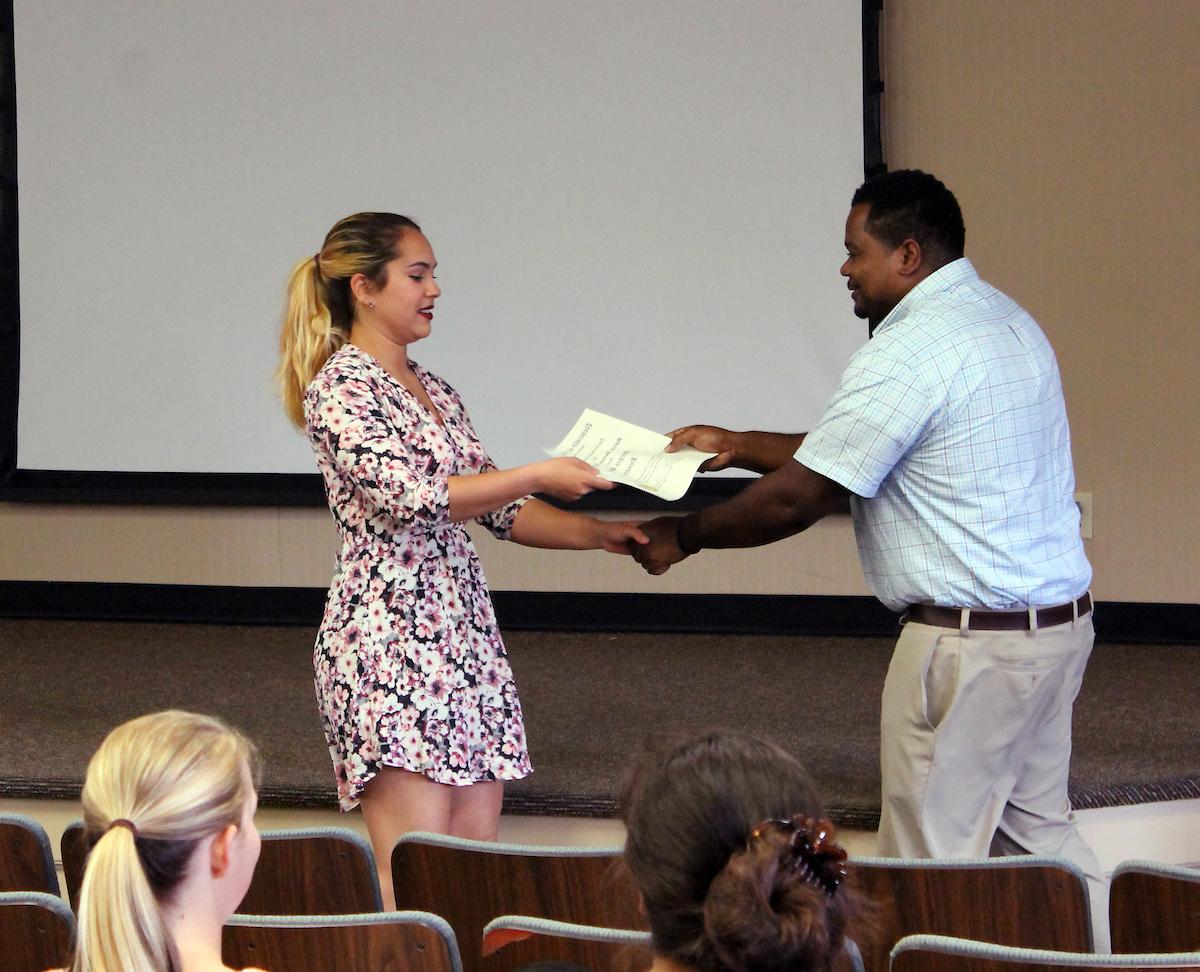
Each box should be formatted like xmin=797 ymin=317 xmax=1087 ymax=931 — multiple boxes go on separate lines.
xmin=890 ymin=933 xmax=1200 ymax=971
xmin=0 ymin=891 xmax=76 ymax=972
xmin=0 ymin=813 xmax=59 ymax=895
xmin=482 ymin=915 xmax=652 ymax=972
xmin=392 ymin=832 xmax=644 ymax=972
xmin=64 ymin=823 xmax=382 ymax=915
xmin=1110 ymin=860 xmax=1200 ymax=954
xmin=61 ymin=820 xmax=87 ymax=910
xmin=223 ymin=911 xmax=462 ymax=972
xmin=237 ymin=828 xmax=382 ymax=914
xmin=851 ymin=855 xmax=1094 ymax=972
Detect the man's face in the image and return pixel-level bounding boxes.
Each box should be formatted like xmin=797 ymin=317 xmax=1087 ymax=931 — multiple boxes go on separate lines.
xmin=840 ymin=203 xmax=905 ymax=333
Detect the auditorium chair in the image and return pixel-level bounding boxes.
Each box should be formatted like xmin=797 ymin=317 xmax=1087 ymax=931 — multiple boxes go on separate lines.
xmin=889 ymin=933 xmax=1200 ymax=971
xmin=0 ymin=890 xmax=76 ymax=972
xmin=237 ymin=827 xmax=383 ymax=914
xmin=392 ymin=831 xmax=644 ymax=972
xmin=0 ymin=812 xmax=59 ymax=895
xmin=481 ymin=914 xmax=870 ymax=972
xmin=482 ymin=914 xmax=652 ymax=971
xmin=60 ymin=820 xmax=86 ymax=909
xmin=849 ymin=855 xmax=1095 ymax=972
xmin=63 ymin=821 xmax=382 ymax=915
xmin=223 ymin=910 xmax=462 ymax=972
xmin=1110 ymin=859 xmax=1200 ymax=954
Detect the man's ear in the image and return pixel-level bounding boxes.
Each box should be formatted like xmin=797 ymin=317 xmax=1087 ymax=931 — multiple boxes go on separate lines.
xmin=209 ymin=824 xmax=238 ymax=878
xmin=894 ymin=237 xmax=924 ymax=278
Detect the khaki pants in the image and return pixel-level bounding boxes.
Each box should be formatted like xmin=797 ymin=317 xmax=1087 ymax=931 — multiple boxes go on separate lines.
xmin=876 ymin=610 xmax=1109 ymax=951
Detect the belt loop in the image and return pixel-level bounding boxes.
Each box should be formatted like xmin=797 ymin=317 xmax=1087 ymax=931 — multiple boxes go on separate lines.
xmin=1072 ymin=596 xmax=1080 ymax=627
xmin=1027 ymin=606 xmax=1039 ymax=635
xmin=959 ymin=608 xmax=970 ymax=636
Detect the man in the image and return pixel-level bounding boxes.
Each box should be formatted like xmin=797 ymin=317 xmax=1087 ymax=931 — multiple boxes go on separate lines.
xmin=634 ymin=169 xmax=1108 ymax=947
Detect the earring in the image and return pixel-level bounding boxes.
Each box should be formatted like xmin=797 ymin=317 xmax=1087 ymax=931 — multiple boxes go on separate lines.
xmin=368 ymin=301 xmax=375 ymax=309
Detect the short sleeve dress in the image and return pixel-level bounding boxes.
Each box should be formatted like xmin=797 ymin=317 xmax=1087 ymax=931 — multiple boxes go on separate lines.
xmin=304 ymin=343 xmax=532 ymax=811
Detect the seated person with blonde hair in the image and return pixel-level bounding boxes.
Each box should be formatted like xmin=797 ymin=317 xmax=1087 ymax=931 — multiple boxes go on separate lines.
xmin=66 ymin=709 xmax=265 ymax=972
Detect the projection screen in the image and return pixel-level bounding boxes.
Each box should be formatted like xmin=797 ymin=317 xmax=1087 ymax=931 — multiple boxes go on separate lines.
xmin=6 ymin=1 xmax=867 ymax=498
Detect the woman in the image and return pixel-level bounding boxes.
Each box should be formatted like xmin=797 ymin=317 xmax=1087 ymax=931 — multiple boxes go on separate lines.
xmin=69 ymin=710 xmax=262 ymax=972
xmin=277 ymin=212 xmax=646 ymax=906
xmin=620 ymin=730 xmax=869 ymax=972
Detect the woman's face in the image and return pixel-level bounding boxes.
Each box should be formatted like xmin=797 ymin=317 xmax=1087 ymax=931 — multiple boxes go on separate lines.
xmin=359 ymin=231 xmax=442 ymax=348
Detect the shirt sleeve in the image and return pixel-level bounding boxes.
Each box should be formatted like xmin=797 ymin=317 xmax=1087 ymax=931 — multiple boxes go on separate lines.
xmin=306 ymin=371 xmax=452 ymax=531
xmin=795 ymin=342 xmax=936 ymax=498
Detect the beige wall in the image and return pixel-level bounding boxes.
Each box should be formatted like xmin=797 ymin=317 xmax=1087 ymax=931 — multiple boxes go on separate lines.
xmin=2 ymin=1 xmax=1196 ymax=604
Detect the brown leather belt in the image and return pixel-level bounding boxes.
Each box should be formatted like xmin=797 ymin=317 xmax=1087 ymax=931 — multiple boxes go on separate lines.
xmin=904 ymin=593 xmax=1092 ymax=631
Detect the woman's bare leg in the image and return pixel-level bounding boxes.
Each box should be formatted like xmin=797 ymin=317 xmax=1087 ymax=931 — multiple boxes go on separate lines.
xmin=359 ymin=767 xmax=452 ymax=909
xmin=448 ymin=780 xmax=504 ymax=840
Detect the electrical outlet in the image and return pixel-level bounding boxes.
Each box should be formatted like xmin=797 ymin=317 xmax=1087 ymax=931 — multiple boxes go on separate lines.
xmin=1075 ymin=492 xmax=1093 ymax=540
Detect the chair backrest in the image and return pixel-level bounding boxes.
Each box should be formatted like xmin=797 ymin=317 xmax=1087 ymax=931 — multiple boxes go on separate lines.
xmin=482 ymin=914 xmax=652 ymax=972
xmin=392 ymin=832 xmax=644 ymax=972
xmin=1110 ymin=860 xmax=1200 ymax=954
xmin=238 ymin=827 xmax=383 ymax=915
xmin=223 ymin=911 xmax=463 ymax=972
xmin=0 ymin=890 xmax=76 ymax=972
xmin=890 ymin=933 xmax=1200 ymax=971
xmin=64 ymin=823 xmax=382 ymax=915
xmin=0 ymin=813 xmax=60 ymax=895
xmin=60 ymin=820 xmax=87 ymax=910
xmin=851 ymin=855 xmax=1094 ymax=972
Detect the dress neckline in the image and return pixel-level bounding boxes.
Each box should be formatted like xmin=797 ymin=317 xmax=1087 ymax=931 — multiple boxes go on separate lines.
xmin=342 ymin=343 xmax=446 ymax=428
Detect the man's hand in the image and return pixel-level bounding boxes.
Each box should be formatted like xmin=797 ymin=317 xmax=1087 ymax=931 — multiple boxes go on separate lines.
xmin=665 ymin=425 xmax=738 ymax=472
xmin=632 ymin=516 xmax=689 ymax=575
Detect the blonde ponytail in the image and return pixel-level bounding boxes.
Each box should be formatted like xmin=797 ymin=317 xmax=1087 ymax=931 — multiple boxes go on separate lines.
xmin=74 ymin=826 xmax=174 ymax=972
xmin=277 ymin=254 xmax=343 ymax=428
xmin=276 ymin=212 xmax=422 ymax=428
xmin=70 ymin=711 xmax=259 ymax=972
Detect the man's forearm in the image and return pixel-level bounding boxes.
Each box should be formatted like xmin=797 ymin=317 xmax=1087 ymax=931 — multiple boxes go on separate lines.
xmin=677 ymin=459 xmax=847 ymax=551
xmin=728 ymin=431 xmax=807 ymax=474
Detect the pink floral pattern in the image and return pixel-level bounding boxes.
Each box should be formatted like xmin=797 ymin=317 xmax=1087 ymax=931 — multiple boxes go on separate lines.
xmin=305 ymin=343 xmax=531 ymax=811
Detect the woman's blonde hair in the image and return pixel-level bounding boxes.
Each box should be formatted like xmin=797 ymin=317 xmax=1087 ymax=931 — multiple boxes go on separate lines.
xmin=277 ymin=212 xmax=421 ymax=427
xmin=71 ymin=710 xmax=260 ymax=972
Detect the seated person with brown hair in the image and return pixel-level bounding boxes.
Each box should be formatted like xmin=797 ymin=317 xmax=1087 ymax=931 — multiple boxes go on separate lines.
xmin=619 ymin=729 xmax=871 ymax=972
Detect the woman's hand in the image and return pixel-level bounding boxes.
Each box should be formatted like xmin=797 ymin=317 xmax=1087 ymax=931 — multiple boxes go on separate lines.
xmin=665 ymin=425 xmax=738 ymax=472
xmin=589 ymin=518 xmax=650 ymax=554
xmin=533 ymin=457 xmax=615 ymax=501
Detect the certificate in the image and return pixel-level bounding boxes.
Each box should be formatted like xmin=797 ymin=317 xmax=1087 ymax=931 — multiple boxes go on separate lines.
xmin=547 ymin=408 xmax=716 ymax=502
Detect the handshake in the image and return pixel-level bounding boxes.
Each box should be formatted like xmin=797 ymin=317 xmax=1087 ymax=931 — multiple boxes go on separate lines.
xmin=582 ymin=424 xmax=738 ymax=576
xmin=624 ymin=515 xmax=694 ymax=576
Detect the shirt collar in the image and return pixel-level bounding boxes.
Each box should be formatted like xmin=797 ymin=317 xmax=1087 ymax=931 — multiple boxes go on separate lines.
xmin=873 ymin=257 xmax=977 ymax=336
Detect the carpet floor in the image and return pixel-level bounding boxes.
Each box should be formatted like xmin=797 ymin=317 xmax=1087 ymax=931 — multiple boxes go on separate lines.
xmin=1 ymin=620 xmax=1197 ymax=828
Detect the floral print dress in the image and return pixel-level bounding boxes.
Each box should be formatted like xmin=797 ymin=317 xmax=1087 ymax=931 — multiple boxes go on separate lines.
xmin=305 ymin=343 xmax=532 ymax=811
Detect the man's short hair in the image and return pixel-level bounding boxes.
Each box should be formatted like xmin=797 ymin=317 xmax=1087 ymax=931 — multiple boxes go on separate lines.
xmin=851 ymin=169 xmax=966 ymax=264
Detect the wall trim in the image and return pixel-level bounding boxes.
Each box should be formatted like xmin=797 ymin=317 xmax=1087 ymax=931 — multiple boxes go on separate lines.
xmin=0 ymin=581 xmax=1195 ymax=643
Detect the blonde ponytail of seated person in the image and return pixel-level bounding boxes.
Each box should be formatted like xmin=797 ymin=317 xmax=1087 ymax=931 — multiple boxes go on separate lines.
xmin=277 ymin=212 xmax=422 ymax=428
xmin=70 ymin=710 xmax=259 ymax=972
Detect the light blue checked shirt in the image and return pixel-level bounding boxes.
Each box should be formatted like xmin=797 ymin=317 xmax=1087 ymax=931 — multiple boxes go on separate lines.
xmin=796 ymin=258 xmax=1091 ymax=612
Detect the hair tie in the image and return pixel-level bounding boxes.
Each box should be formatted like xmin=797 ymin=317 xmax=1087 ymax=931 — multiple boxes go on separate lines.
xmin=748 ymin=815 xmax=848 ymax=897
xmin=313 ymin=252 xmax=322 ymax=276
xmin=107 ymin=818 xmax=139 ymax=837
